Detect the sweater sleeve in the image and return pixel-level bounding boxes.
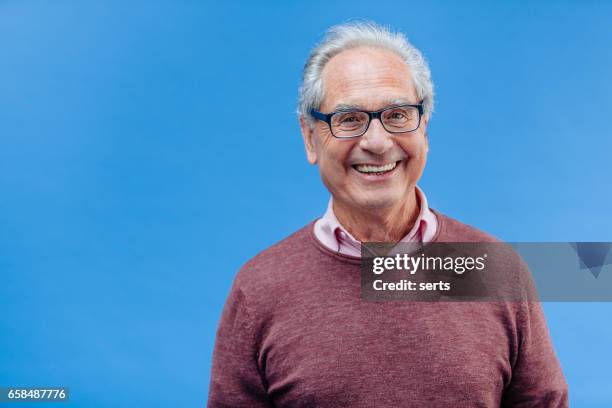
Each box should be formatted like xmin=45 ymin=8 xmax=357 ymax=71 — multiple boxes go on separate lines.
xmin=501 ymin=299 xmax=569 ymax=407
xmin=207 ymin=283 xmax=273 ymax=408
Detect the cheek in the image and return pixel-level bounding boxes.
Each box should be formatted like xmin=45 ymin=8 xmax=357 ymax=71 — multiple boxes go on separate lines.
xmin=317 ymin=134 xmax=351 ymax=169
xmin=317 ymin=144 xmax=353 ymax=189
xmin=399 ymin=137 xmax=428 ymax=176
xmin=400 ymin=139 xmax=427 ymax=160
xmin=318 ymin=129 xmax=336 ymax=150
xmin=319 ymin=149 xmax=348 ymax=177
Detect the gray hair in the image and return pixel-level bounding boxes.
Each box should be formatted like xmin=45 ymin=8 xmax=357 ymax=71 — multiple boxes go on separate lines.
xmin=298 ymin=21 xmax=434 ymax=126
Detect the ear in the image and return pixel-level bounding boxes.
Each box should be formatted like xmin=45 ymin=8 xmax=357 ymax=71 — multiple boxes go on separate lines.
xmin=420 ymin=115 xmax=430 ymax=139
xmin=299 ymin=116 xmax=318 ymax=165
xmin=420 ymin=115 xmax=430 ymax=156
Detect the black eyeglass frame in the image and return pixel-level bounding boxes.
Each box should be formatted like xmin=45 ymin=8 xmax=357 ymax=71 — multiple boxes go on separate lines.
xmin=309 ymin=101 xmax=424 ymax=139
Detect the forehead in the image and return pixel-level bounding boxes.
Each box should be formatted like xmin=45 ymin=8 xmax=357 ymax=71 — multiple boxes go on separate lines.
xmin=320 ymin=46 xmax=417 ymax=111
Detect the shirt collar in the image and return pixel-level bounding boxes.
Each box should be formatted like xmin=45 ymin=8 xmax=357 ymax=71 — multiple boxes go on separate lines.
xmin=313 ymin=186 xmax=438 ymax=256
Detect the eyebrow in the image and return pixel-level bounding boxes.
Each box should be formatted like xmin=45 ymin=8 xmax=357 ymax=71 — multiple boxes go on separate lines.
xmin=331 ymin=98 xmax=418 ymax=112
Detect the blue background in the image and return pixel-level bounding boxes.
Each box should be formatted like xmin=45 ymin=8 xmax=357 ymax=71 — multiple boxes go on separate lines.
xmin=1 ymin=1 xmax=611 ymax=406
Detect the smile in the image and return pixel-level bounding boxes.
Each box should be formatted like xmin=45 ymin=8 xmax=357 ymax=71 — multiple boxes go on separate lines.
xmin=353 ymin=161 xmax=399 ymax=175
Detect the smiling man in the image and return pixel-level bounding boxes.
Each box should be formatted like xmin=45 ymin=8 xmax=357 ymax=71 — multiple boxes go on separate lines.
xmin=208 ymin=22 xmax=568 ymax=407
xmin=301 ymin=43 xmax=432 ymax=247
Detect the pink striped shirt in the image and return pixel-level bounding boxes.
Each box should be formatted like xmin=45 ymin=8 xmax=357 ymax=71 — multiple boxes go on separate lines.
xmin=313 ymin=186 xmax=438 ymax=257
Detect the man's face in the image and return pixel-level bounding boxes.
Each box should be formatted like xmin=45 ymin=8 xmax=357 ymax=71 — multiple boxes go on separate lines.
xmin=300 ymin=46 xmax=429 ymax=213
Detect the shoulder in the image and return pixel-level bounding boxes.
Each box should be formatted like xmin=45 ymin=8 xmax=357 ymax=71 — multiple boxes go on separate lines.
xmin=433 ymin=209 xmax=501 ymax=243
xmin=232 ymin=221 xmax=318 ymax=292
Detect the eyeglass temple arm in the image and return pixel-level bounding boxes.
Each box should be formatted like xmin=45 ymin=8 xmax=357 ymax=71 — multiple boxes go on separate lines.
xmin=309 ymin=109 xmax=331 ymax=123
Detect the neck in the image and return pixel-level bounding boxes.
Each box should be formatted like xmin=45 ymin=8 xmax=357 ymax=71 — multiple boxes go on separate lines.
xmin=333 ymin=189 xmax=420 ymax=243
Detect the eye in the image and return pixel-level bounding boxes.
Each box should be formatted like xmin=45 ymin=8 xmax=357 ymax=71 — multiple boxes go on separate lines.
xmin=384 ymin=107 xmax=416 ymax=124
xmin=333 ymin=112 xmax=368 ymax=129
xmin=340 ymin=114 xmax=361 ymax=123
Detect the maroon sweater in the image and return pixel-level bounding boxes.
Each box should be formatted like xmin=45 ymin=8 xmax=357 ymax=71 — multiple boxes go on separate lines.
xmin=208 ymin=212 xmax=568 ymax=407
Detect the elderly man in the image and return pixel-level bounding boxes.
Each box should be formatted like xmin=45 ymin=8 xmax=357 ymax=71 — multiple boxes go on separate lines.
xmin=208 ymin=22 xmax=568 ymax=407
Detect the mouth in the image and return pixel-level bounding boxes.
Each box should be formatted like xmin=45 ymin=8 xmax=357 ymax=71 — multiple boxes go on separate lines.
xmin=352 ymin=160 xmax=401 ymax=176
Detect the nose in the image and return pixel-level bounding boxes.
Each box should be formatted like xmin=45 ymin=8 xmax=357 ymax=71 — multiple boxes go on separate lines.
xmin=358 ymin=117 xmax=394 ymax=155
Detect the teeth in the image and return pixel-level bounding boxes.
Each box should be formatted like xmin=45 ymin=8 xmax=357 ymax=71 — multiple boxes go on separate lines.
xmin=355 ymin=162 xmax=397 ymax=173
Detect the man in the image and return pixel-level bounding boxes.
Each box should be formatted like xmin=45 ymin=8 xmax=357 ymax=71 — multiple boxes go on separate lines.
xmin=208 ymin=22 xmax=568 ymax=407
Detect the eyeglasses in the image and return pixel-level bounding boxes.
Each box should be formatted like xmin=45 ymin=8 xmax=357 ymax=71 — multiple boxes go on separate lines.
xmin=309 ymin=102 xmax=424 ymax=138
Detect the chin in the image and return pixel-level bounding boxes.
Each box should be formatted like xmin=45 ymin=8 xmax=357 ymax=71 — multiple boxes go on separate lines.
xmin=354 ymin=193 xmax=401 ymax=210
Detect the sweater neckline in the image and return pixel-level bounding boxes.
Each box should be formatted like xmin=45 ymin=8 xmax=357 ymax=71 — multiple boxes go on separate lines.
xmin=308 ymin=208 xmax=447 ymax=264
